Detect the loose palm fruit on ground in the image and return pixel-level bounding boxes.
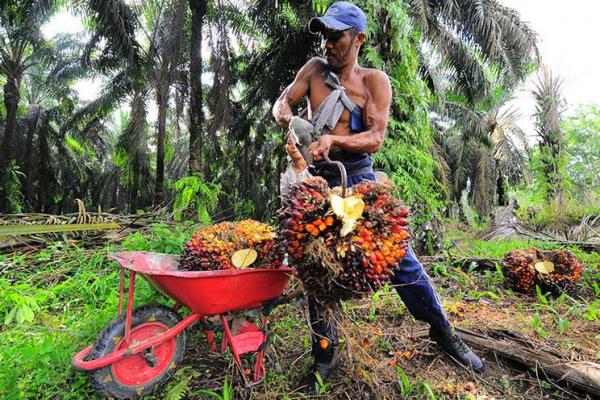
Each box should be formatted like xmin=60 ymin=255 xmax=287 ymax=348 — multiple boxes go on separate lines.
xmin=502 ymin=248 xmax=583 ymax=295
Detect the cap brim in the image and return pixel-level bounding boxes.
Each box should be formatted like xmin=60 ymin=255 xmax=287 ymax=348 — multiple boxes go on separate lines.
xmin=308 ymin=16 xmax=352 ymax=34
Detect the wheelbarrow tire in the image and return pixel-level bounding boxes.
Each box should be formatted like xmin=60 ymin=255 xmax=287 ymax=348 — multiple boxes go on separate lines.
xmin=87 ymin=304 xmax=187 ymax=399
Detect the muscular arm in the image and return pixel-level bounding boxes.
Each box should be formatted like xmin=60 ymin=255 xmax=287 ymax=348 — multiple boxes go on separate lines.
xmin=310 ymin=70 xmax=392 ymax=159
xmin=272 ymin=58 xmax=321 ymax=128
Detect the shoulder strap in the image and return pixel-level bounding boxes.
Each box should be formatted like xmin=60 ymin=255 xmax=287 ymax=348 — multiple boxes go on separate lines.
xmin=312 ymin=70 xmax=358 ymax=135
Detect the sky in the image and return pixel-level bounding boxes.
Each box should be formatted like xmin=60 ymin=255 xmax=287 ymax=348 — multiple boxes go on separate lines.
xmin=500 ymin=0 xmax=600 ymax=137
xmin=42 ymin=2 xmax=600 ymax=133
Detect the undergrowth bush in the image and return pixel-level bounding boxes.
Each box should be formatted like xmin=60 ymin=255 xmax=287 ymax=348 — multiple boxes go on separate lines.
xmin=0 ymin=245 xmax=166 ymax=399
xmin=122 ymin=223 xmax=197 ymax=254
xmin=513 ymin=189 xmax=600 ymax=233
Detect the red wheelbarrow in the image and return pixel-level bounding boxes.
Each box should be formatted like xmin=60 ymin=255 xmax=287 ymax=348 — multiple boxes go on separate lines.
xmin=72 ymin=251 xmax=293 ymax=399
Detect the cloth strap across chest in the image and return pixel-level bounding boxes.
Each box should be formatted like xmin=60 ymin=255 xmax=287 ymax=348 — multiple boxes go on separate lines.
xmin=307 ymin=70 xmax=373 ymax=183
xmin=312 ymin=70 xmax=364 ymax=134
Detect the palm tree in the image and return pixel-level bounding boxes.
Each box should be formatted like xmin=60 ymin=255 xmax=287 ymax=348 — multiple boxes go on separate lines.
xmin=433 ymin=97 xmax=528 ymax=217
xmin=0 ymin=1 xmax=55 ymax=175
xmin=406 ymin=0 xmax=539 ymax=104
xmin=188 ymin=0 xmax=207 ymax=176
xmin=532 ymin=65 xmax=566 ymax=204
xmin=136 ymin=0 xmax=189 ymax=204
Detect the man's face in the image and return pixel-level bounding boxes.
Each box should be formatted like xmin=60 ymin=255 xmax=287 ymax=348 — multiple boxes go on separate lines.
xmin=321 ymin=29 xmax=362 ymax=70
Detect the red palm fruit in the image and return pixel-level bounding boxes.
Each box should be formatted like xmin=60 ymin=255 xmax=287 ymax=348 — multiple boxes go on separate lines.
xmin=395 ymin=217 xmax=408 ymax=226
xmin=361 ymin=257 xmax=369 ymax=268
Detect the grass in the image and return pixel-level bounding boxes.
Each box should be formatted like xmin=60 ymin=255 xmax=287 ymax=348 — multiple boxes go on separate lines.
xmin=0 ymin=224 xmax=599 ymax=399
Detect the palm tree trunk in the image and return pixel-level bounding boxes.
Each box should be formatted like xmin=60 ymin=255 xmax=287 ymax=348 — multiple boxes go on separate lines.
xmin=0 ymin=72 xmax=22 ymax=212
xmin=188 ymin=0 xmax=207 ymax=176
xmin=23 ymin=106 xmax=39 ymax=207
xmin=36 ymin=129 xmax=51 ymax=212
xmin=155 ymin=85 xmax=168 ymax=204
xmin=1 ymin=73 xmax=22 ymax=167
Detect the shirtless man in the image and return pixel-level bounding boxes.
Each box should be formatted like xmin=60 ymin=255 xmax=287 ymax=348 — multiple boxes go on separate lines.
xmin=273 ymin=1 xmax=484 ymax=391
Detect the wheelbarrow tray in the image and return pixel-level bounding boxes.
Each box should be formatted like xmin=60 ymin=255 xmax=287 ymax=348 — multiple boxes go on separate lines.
xmin=109 ymin=252 xmax=292 ymax=315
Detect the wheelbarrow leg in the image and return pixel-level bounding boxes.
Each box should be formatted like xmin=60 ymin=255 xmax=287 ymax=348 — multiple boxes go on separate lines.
xmin=220 ymin=315 xmax=243 ymax=367
xmin=253 ymin=315 xmax=269 ymax=382
xmin=124 ymin=271 xmax=136 ymax=343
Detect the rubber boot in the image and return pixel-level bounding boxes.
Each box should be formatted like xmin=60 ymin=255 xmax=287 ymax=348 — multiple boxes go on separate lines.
xmin=429 ymin=326 xmax=485 ymax=373
xmin=297 ymin=353 xmax=338 ymax=394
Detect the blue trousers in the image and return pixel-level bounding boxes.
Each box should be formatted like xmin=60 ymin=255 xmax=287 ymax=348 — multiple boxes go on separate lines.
xmin=309 ymin=172 xmax=451 ymax=362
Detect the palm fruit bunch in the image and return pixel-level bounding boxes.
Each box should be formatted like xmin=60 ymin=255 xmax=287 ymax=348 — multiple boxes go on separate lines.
xmin=502 ymin=248 xmax=583 ymax=295
xmin=277 ymin=177 xmax=410 ymax=300
xmin=179 ymin=220 xmax=281 ymax=271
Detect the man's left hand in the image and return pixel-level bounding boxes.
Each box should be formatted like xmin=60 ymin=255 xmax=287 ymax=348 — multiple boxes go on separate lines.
xmin=309 ymin=135 xmax=335 ymax=161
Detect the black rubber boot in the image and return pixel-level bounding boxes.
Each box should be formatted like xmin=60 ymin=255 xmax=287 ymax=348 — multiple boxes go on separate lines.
xmin=297 ymin=354 xmax=338 ymax=394
xmin=429 ymin=326 xmax=485 ymax=373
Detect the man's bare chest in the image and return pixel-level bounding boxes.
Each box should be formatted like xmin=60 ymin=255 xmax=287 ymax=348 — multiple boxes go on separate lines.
xmin=308 ymin=75 xmax=368 ymax=113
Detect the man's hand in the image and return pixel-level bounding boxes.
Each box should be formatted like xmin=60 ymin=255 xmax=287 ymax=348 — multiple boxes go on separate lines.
xmin=309 ymin=135 xmax=335 ymax=162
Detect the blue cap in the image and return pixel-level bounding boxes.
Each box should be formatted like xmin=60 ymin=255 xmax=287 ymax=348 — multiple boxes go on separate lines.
xmin=309 ymin=1 xmax=367 ymax=34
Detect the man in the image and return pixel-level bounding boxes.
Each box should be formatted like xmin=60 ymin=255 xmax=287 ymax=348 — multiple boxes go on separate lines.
xmin=273 ymin=1 xmax=484 ymax=390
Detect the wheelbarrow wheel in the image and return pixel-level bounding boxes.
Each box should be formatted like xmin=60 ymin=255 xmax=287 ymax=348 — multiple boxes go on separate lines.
xmin=87 ymin=304 xmax=187 ymax=399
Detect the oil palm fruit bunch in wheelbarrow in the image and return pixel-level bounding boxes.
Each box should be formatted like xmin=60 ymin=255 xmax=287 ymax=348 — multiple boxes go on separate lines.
xmin=278 ymin=177 xmax=410 ymax=300
xmin=180 ymin=220 xmax=281 ymax=271
xmin=502 ymin=248 xmax=583 ymax=295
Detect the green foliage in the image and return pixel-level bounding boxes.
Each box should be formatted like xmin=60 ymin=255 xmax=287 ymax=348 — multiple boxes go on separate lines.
xmin=562 ymin=103 xmax=600 ymax=195
xmin=0 ymin=281 xmax=43 ymax=325
xmin=122 ymin=223 xmax=194 ymax=254
xmin=65 ymin=135 xmax=86 ymax=157
xmin=0 ymin=245 xmax=163 ymax=399
xmin=395 ymin=366 xmax=438 ymax=399
xmin=162 ymin=366 xmax=200 ymax=400
xmin=173 ymin=176 xmax=220 ymax=224
xmin=0 ymin=161 xmax=25 ymax=213
xmin=513 ymin=188 xmax=600 ymax=233
xmin=361 ymin=0 xmax=445 ymax=250
xmin=191 ymin=378 xmax=233 ymax=400
xmin=311 ymin=0 xmax=332 ymax=15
